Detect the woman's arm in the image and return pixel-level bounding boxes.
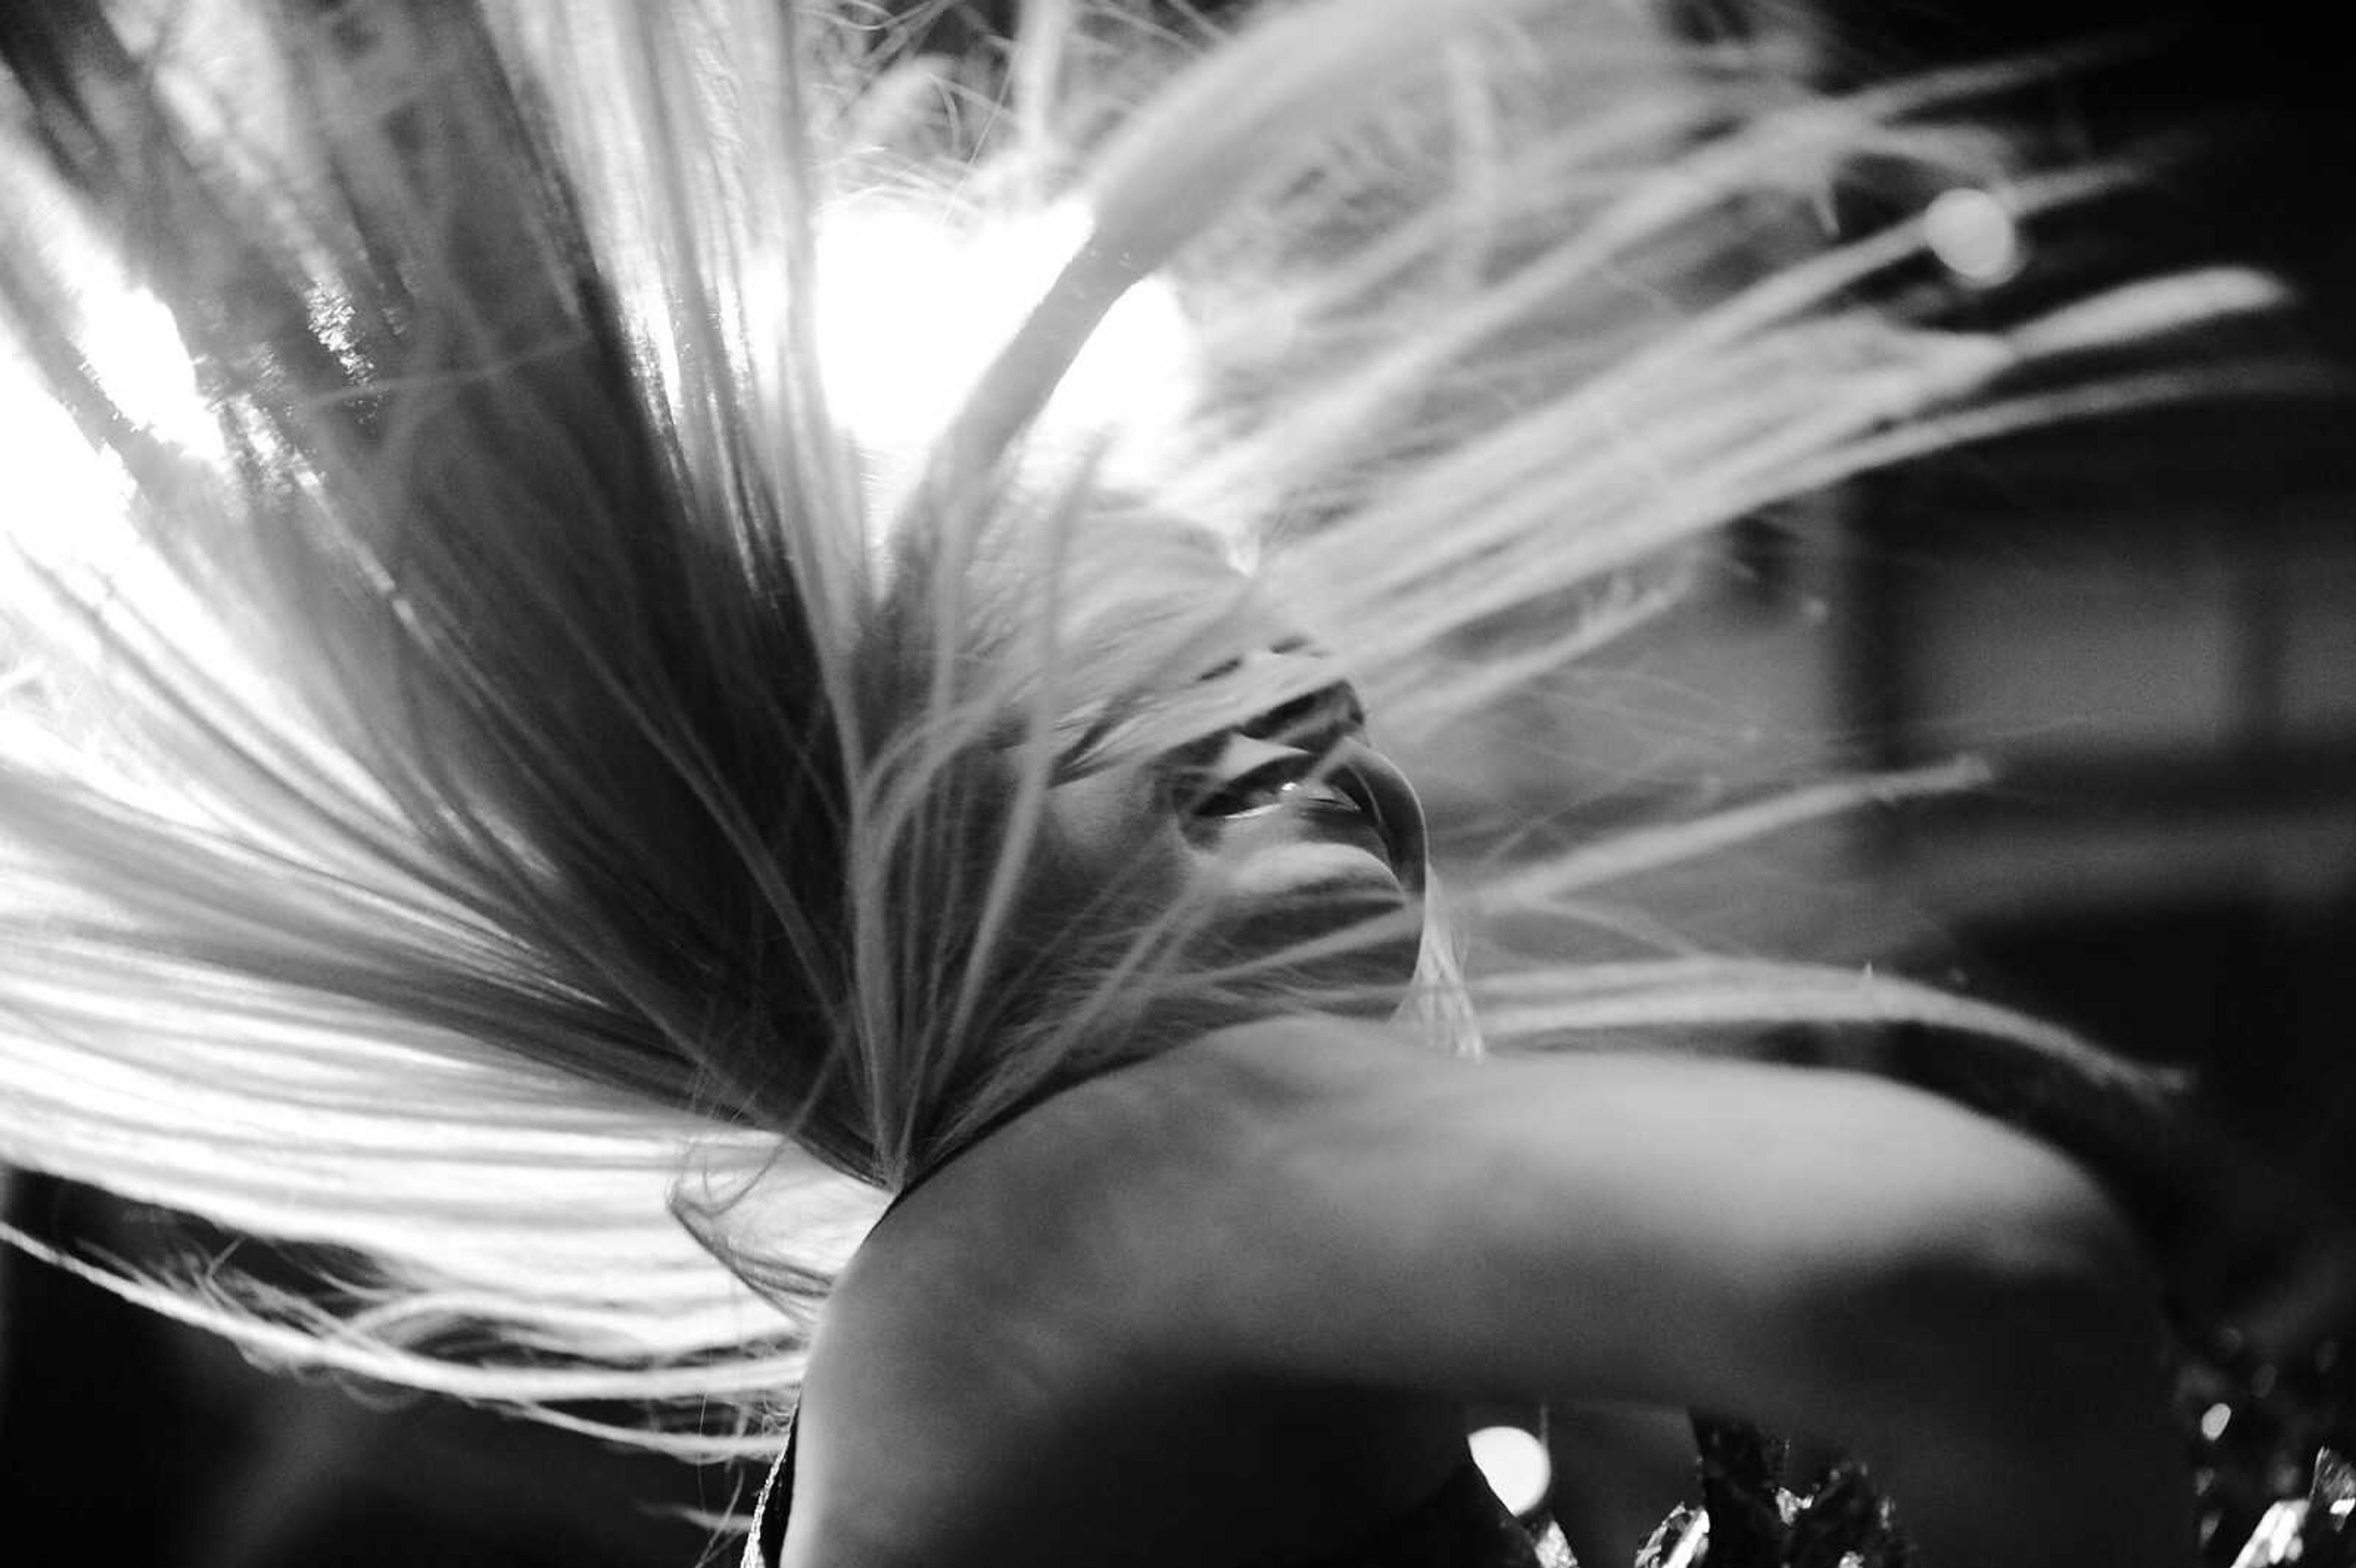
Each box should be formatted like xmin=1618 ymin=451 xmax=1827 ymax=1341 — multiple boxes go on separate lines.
xmin=1033 ymin=1017 xmax=2191 ymax=1567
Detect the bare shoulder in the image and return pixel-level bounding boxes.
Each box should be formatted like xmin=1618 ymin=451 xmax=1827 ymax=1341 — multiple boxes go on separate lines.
xmin=1039 ymin=1017 xmax=2142 ymax=1287
xmin=797 ymin=1019 xmax=2181 ymax=1566
xmin=782 ymin=1026 xmax=1473 ymax=1565
xmin=877 ymin=1017 xmax=2147 ymax=1353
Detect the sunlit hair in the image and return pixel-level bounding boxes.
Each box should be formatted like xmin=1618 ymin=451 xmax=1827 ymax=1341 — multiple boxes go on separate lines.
xmin=0 ymin=0 xmax=2297 ymax=1455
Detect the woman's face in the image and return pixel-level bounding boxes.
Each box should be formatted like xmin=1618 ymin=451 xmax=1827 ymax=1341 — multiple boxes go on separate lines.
xmin=1029 ymin=640 xmax=1429 ymax=1017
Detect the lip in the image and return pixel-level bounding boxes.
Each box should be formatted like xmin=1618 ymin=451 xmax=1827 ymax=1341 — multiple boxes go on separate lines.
xmin=1171 ymin=736 xmax=1428 ymax=893
xmin=1270 ymin=794 xmax=1396 ymax=871
xmin=1326 ymin=741 xmax=1428 ymax=895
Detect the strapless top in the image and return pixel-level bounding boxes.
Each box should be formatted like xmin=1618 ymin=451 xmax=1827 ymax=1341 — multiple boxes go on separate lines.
xmin=742 ymin=1418 xmax=1581 ymax=1567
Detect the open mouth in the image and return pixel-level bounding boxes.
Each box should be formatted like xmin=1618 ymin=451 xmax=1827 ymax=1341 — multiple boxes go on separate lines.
xmin=1177 ymin=741 xmax=1426 ymax=891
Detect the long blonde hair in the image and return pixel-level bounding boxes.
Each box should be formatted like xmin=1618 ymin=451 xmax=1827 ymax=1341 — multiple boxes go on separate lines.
xmin=0 ymin=0 xmax=2291 ymax=1454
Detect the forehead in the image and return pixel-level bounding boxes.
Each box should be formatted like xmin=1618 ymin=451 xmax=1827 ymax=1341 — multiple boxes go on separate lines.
xmin=1063 ymin=516 xmax=1319 ymax=672
xmin=874 ymin=499 xmax=1351 ymax=774
xmin=1021 ymin=510 xmax=1318 ymax=685
xmin=1036 ymin=747 xmax=1172 ymax=863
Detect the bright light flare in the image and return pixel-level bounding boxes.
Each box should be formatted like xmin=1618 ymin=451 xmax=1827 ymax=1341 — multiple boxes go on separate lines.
xmin=812 ymin=200 xmax=1199 ymax=501
xmin=1923 ymin=186 xmax=2023 ymax=287
xmin=4 ymin=269 xmax=225 ymax=590
xmin=1 ymin=272 xmax=286 ymax=810
xmin=1468 ymin=1423 xmax=1552 ymax=1518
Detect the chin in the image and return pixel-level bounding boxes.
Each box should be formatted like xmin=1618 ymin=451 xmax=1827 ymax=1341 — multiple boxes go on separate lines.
xmin=1218 ymin=840 xmax=1409 ymax=899
xmin=1191 ymin=875 xmax=1426 ymax=1018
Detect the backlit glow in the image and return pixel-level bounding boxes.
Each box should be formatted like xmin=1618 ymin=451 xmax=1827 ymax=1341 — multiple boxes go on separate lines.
xmin=5 ymin=270 xmax=224 ymax=586
xmin=813 ymin=200 xmax=1199 ymax=503
xmin=1923 ymin=187 xmax=2023 ymax=286
xmin=1468 ymin=1423 xmax=1552 ymax=1518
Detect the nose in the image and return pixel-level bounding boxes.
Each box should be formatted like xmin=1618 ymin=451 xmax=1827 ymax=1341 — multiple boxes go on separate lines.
xmin=1199 ymin=731 xmax=1316 ymax=788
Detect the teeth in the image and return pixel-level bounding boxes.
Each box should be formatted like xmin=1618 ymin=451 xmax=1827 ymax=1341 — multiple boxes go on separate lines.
xmin=1184 ymin=763 xmax=1361 ymax=818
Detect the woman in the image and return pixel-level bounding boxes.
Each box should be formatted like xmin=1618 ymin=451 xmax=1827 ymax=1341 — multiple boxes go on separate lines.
xmin=0 ymin=0 xmax=2295 ymax=1562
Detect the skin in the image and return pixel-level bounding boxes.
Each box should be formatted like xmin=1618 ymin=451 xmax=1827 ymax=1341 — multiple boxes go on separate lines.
xmin=1024 ymin=646 xmax=1428 ymax=1015
xmin=778 ymin=652 xmax=2192 ymax=1566
xmin=783 ymin=1028 xmax=2190 ymax=1566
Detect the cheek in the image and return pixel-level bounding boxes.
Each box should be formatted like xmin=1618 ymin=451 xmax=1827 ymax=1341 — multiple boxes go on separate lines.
xmin=1041 ymin=769 xmax=1157 ymax=860
xmin=1030 ymin=770 xmax=1192 ymax=916
xmin=1193 ymin=881 xmax=1425 ymax=1007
